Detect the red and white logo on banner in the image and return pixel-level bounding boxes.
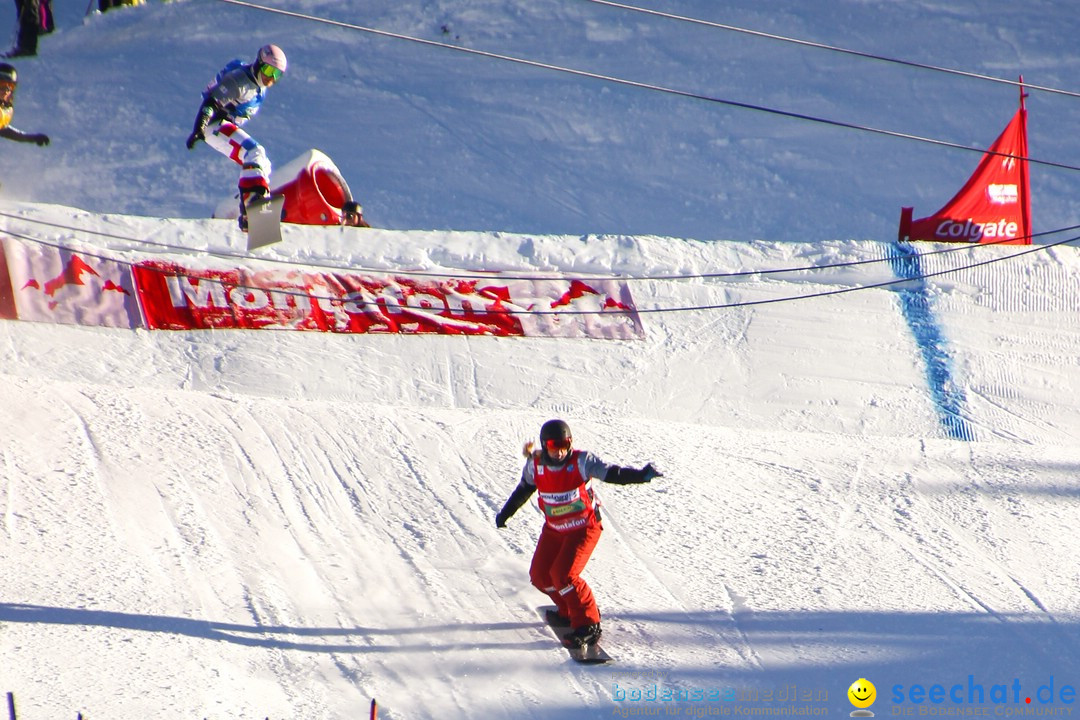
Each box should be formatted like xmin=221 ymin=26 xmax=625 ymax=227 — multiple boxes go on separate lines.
xmin=133 ymin=262 xmax=643 ymax=339
xmin=2 ymin=238 xmax=141 ymax=327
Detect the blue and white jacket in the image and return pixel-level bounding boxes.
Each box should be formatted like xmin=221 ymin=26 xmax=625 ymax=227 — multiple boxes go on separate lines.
xmin=203 ymin=59 xmax=265 ymax=126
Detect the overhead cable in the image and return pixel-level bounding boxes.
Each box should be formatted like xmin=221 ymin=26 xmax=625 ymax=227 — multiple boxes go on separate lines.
xmin=2 ymin=210 xmax=1076 ymax=283
xmin=2 ymin=223 xmax=1076 ymax=316
xmin=580 ymin=0 xmax=1080 ymax=100
xmin=214 ymin=0 xmax=1080 ymax=174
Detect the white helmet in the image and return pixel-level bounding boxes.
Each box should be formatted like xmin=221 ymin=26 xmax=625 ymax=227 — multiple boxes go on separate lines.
xmin=256 ymin=44 xmax=287 ymax=73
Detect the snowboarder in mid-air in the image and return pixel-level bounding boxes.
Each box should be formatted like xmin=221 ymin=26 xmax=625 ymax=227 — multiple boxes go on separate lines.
xmin=496 ymin=419 xmax=661 ymax=650
xmin=0 ymin=63 xmax=49 ymax=146
xmin=186 ymin=44 xmax=286 ymax=230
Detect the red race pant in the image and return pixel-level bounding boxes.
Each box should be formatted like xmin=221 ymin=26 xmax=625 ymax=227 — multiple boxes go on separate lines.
xmin=529 ymin=523 xmax=602 ymax=628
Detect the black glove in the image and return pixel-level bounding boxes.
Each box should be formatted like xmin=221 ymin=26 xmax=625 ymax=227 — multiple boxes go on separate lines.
xmin=187 ymin=101 xmax=215 ymax=150
xmin=605 ymin=463 xmax=663 ymax=484
xmin=641 ymin=463 xmax=663 ymax=482
xmin=496 ymin=480 xmax=536 ymax=528
xmin=28 ymin=133 xmax=48 ymax=146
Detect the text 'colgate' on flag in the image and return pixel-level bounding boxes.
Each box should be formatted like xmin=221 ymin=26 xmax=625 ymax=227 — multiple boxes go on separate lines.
xmin=132 ymin=261 xmax=644 ymax=339
xmin=899 ymin=92 xmax=1031 ymax=245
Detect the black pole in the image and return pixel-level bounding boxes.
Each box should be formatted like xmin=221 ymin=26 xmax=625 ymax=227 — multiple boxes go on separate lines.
xmin=6 ymin=692 xmax=15 ymax=720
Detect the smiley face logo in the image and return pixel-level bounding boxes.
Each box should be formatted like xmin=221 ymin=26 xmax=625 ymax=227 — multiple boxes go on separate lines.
xmin=848 ymin=678 xmax=876 ymax=713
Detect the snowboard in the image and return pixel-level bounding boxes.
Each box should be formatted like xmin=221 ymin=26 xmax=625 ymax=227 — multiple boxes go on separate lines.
xmin=245 ymin=194 xmax=285 ymax=251
xmin=539 ymin=606 xmax=612 ymax=664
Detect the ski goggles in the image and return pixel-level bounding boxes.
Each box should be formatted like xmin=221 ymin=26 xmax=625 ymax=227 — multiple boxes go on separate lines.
xmin=544 ymin=438 xmax=572 ymax=453
xmin=259 ymin=63 xmax=283 ymax=82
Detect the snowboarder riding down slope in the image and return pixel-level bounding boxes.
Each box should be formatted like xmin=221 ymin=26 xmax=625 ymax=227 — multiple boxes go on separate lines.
xmin=0 ymin=63 xmax=49 ymax=146
xmin=496 ymin=419 xmax=662 ymax=649
xmin=186 ymin=44 xmax=286 ymax=230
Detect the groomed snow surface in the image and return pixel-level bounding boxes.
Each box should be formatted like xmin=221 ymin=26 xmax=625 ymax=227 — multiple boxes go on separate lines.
xmin=3 ymin=0 xmax=1080 ymax=718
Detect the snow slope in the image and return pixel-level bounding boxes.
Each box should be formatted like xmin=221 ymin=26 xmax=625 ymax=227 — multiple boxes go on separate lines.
xmin=2 ymin=1 xmax=1080 ymax=719
xmin=3 ymin=0 xmax=1080 ymax=241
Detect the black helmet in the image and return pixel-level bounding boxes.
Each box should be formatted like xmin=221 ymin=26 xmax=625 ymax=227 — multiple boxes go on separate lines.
xmin=0 ymin=63 xmax=16 ymax=84
xmin=539 ymin=419 xmax=573 ymax=465
xmin=540 ymin=419 xmax=571 ymax=445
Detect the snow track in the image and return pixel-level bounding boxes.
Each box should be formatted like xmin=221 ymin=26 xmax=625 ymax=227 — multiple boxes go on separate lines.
xmin=4 ymin=0 xmax=1080 ymax=712
xmin=3 ymin=207 xmax=1080 ymax=717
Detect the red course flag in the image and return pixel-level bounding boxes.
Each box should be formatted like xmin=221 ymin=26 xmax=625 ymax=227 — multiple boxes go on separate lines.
xmin=899 ymin=83 xmax=1031 ymax=245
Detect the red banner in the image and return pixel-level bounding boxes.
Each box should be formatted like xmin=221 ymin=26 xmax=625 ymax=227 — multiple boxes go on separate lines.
xmin=132 ymin=261 xmax=643 ymax=339
xmin=900 ymin=103 xmax=1031 ymax=245
xmin=0 ymin=235 xmax=643 ymax=339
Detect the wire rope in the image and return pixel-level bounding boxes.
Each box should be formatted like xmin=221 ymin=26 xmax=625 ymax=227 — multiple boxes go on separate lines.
xmin=2 ymin=222 xmax=1076 ymax=317
xmin=214 ymin=0 xmax=1080 ymax=174
xmin=2 ymin=210 xmax=1076 ymax=283
xmin=579 ymin=0 xmax=1080 ymax=100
